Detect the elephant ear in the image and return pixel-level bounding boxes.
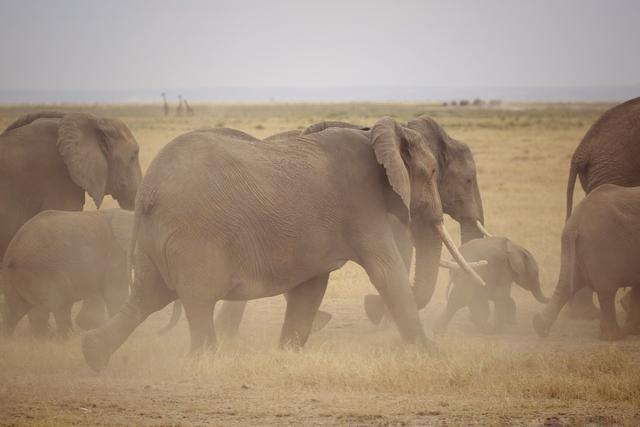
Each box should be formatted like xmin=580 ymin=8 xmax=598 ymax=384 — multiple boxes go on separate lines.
xmin=56 ymin=113 xmax=109 ymax=208
xmin=370 ymin=117 xmax=418 ymax=222
xmin=506 ymin=240 xmax=530 ymax=282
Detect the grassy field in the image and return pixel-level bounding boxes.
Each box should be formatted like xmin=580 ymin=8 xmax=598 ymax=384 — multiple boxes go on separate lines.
xmin=1 ymin=102 xmax=639 ymax=426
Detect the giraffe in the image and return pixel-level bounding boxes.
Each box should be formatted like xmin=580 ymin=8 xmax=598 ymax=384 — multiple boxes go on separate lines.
xmin=176 ymin=95 xmax=184 ymax=117
xmin=160 ymin=92 xmax=169 ymax=116
xmin=183 ymin=97 xmax=194 ymax=116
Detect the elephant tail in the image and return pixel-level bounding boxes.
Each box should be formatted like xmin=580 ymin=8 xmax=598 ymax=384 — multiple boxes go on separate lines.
xmin=157 ymin=301 xmax=182 ymax=335
xmin=2 ymin=111 xmax=66 ymax=134
xmin=565 ymin=162 xmax=579 ymax=221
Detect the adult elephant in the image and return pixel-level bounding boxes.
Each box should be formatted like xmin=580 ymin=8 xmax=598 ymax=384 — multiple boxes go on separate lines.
xmin=81 ymin=118 xmax=484 ymax=371
xmin=0 ymin=111 xmax=142 ymax=329
xmin=159 ymin=117 xmax=487 ymax=334
xmin=564 ymin=97 xmax=640 ymax=319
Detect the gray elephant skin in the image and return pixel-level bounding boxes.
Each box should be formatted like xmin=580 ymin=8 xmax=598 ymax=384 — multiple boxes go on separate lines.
xmin=81 ymin=118 xmax=483 ymax=371
xmin=0 ymin=209 xmax=133 ymax=337
xmin=158 ymin=117 xmax=487 ymax=336
xmin=0 ymin=112 xmax=142 ymax=259
xmin=533 ymin=184 xmax=640 ymax=340
xmin=565 ymin=97 xmax=640 ymax=319
xmin=435 ymin=237 xmax=548 ymax=334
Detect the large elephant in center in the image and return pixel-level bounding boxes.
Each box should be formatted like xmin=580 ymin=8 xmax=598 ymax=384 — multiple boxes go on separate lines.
xmin=158 ymin=117 xmax=487 ymax=335
xmin=564 ymin=97 xmax=640 ymax=319
xmin=81 ymin=118 xmax=484 ymax=371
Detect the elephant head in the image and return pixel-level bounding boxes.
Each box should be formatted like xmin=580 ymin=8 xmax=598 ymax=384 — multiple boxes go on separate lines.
xmin=57 ymin=113 xmax=142 ymax=209
xmin=370 ymin=118 xmax=484 ymax=312
xmin=506 ymin=241 xmax=548 ymax=303
xmin=406 ymin=116 xmax=487 ymax=243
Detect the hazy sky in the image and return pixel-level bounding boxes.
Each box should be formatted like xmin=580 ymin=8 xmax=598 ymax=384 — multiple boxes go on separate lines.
xmin=1 ymin=0 xmax=639 ymax=91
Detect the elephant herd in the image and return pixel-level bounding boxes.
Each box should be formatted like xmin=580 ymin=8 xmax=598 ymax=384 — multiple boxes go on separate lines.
xmin=0 ymin=97 xmax=638 ymax=373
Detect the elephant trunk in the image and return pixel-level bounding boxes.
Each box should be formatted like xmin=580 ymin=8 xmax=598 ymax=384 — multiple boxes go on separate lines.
xmin=530 ymin=281 xmax=550 ymax=304
xmin=460 ymin=220 xmax=484 ymax=243
xmin=459 ymin=180 xmax=488 ymax=243
xmin=411 ymin=223 xmax=443 ymax=310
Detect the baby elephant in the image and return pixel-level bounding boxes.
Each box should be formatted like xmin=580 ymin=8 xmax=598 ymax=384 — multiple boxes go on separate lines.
xmin=0 ymin=209 xmax=132 ymax=337
xmin=435 ymin=237 xmax=548 ymax=334
xmin=534 ymin=184 xmax=640 ymax=340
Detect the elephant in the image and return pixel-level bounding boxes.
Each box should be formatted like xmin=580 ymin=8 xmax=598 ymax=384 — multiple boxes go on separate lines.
xmin=360 ymin=115 xmax=488 ymax=324
xmin=0 ymin=209 xmax=133 ymax=337
xmin=0 ymin=111 xmax=142 ymax=258
xmin=533 ymin=184 xmax=640 ymax=341
xmin=564 ymin=97 xmax=640 ymax=319
xmin=434 ymin=237 xmax=548 ymax=334
xmin=157 ymin=117 xmax=488 ymax=335
xmin=81 ymin=118 xmax=484 ymax=371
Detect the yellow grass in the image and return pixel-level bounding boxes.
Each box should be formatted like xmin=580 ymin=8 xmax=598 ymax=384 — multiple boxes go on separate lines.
xmin=1 ymin=102 xmax=639 ymax=425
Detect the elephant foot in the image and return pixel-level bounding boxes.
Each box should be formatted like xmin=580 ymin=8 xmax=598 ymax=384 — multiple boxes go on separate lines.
xmin=532 ymin=313 xmax=551 ymax=337
xmin=81 ymin=331 xmax=111 ymax=372
xmin=599 ymin=324 xmax=627 ymax=341
xmin=364 ymin=295 xmax=385 ymax=326
xmin=310 ymin=310 xmax=332 ymax=333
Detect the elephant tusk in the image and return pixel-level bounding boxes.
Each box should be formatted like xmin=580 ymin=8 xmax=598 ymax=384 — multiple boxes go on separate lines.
xmin=435 ymin=222 xmax=486 ymax=287
xmin=439 ymin=259 xmax=488 ymax=269
xmin=476 ymin=220 xmax=493 ymax=238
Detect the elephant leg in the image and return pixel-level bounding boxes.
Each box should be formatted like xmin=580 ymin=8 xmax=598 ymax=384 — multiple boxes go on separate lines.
xmin=623 ymin=286 xmax=640 ymax=335
xmin=434 ymin=281 xmax=470 ymax=334
xmin=363 ymin=217 xmax=413 ymax=327
xmin=214 ymin=300 xmax=248 ymax=341
xmin=182 ymin=296 xmax=216 ymax=355
xmin=75 ymin=295 xmax=107 ymax=330
xmin=469 ymin=288 xmax=492 ymax=334
xmin=360 ymin=242 xmax=433 ymax=350
xmin=81 ymin=252 xmax=176 ymax=372
xmin=620 ymin=288 xmax=632 ymax=313
xmin=566 ymin=287 xmax=599 ymax=320
xmin=597 ymin=290 xmax=625 ymax=341
xmin=280 ymin=273 xmax=329 ymax=349
xmin=53 ymin=303 xmax=73 ymax=338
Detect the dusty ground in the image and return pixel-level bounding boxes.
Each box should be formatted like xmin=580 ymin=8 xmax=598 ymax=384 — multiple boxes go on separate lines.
xmin=1 ymin=102 xmax=639 ymax=426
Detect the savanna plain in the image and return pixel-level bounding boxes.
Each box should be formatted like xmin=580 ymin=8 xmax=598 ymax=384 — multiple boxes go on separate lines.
xmin=0 ymin=102 xmax=639 ymax=426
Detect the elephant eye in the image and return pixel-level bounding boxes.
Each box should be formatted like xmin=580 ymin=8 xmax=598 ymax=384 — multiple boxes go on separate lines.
xmin=130 ymin=150 xmax=139 ymax=162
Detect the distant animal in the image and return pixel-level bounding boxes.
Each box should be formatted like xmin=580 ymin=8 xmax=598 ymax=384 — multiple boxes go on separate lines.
xmin=533 ymin=184 xmax=640 ymax=341
xmin=459 ymin=100 xmax=470 ymax=107
xmin=0 ymin=209 xmax=133 ymax=337
xmin=472 ymin=99 xmax=483 ymax=107
xmin=81 ymin=118 xmax=484 ymax=371
xmin=183 ymin=98 xmax=194 ymax=116
xmin=564 ymin=97 xmax=640 ymax=319
xmin=434 ymin=237 xmax=548 ymax=334
xmin=161 ymin=93 xmax=169 ymax=116
xmin=176 ymin=95 xmax=184 ymax=116
xmin=0 ymin=111 xmax=141 ymax=261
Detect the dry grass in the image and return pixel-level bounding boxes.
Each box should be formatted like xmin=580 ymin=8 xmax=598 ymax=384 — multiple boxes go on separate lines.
xmin=1 ymin=102 xmax=639 ymax=426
